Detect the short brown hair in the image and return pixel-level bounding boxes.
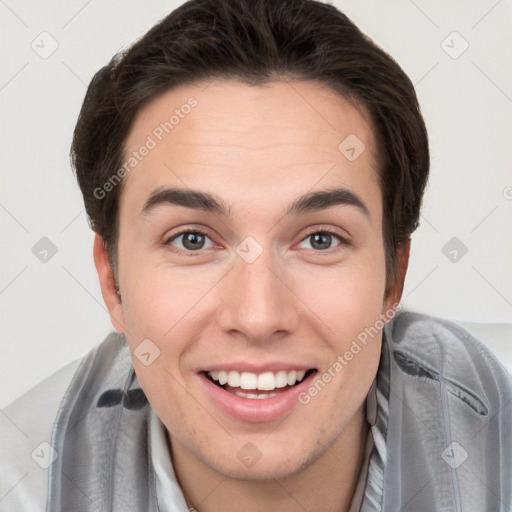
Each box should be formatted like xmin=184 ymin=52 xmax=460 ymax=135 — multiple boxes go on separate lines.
xmin=71 ymin=0 xmax=429 ymax=295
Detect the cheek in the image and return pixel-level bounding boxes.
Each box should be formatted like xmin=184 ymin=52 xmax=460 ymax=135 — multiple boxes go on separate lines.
xmin=120 ymin=256 xmax=216 ymax=340
xmin=296 ymin=250 xmax=387 ymax=339
xmin=119 ymin=259 xmax=224 ymax=413
xmin=120 ymin=232 xmax=387 ymax=352
xmin=293 ymin=248 xmax=386 ymax=400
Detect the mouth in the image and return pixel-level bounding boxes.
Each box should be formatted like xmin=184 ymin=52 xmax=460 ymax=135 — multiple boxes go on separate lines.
xmin=204 ymin=369 xmax=316 ymax=398
xmin=199 ymin=367 xmax=318 ymax=423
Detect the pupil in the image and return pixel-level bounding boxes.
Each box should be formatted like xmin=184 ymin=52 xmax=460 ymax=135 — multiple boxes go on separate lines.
xmin=311 ymin=233 xmax=331 ymax=250
xmin=183 ymin=232 xmax=204 ymax=250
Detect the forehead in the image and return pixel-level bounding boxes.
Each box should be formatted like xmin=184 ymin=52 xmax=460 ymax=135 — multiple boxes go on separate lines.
xmin=120 ymin=79 xmax=381 ymax=221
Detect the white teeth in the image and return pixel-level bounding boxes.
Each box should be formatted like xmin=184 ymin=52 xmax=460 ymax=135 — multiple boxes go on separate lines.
xmin=227 ymin=370 xmax=240 ymax=387
xmin=275 ymin=370 xmax=288 ymax=388
xmin=240 ymin=372 xmax=258 ymax=390
xmin=257 ymin=372 xmax=275 ymax=390
xmin=234 ymin=390 xmax=279 ymax=399
xmin=207 ymin=369 xmax=310 ymax=391
xmin=287 ymin=370 xmax=297 ymax=385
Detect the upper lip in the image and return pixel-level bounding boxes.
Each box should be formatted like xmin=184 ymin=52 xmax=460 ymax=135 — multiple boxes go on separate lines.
xmin=199 ymin=362 xmax=316 ymax=373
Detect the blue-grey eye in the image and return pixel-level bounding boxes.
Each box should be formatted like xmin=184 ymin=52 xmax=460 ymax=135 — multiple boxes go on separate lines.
xmin=298 ymin=231 xmax=343 ymax=251
xmin=168 ymin=231 xmax=214 ymax=251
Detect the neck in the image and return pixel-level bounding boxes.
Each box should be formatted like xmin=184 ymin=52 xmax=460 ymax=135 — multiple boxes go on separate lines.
xmin=169 ymin=403 xmax=369 ymax=512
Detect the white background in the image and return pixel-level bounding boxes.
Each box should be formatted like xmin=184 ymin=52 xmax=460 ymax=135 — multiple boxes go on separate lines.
xmin=1 ymin=0 xmax=511 ymax=407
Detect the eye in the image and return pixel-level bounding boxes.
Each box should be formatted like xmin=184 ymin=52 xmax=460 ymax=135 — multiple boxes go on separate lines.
xmin=297 ymin=229 xmax=346 ymax=251
xmin=165 ymin=229 xmax=215 ymax=254
xmin=164 ymin=227 xmax=348 ymax=255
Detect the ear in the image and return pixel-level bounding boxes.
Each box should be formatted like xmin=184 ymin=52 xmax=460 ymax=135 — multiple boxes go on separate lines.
xmin=384 ymin=238 xmax=411 ymax=312
xmin=93 ymin=233 xmax=126 ymax=333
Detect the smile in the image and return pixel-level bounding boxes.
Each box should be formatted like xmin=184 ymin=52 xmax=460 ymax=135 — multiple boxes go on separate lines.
xmin=200 ymin=367 xmax=318 ymax=423
xmin=206 ymin=369 xmax=311 ymax=398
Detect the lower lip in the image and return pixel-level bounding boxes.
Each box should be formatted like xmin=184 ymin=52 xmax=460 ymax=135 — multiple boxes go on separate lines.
xmin=198 ymin=371 xmax=316 ymax=423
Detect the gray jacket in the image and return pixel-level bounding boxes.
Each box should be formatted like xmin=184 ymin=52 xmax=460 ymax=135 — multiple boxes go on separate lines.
xmin=1 ymin=310 xmax=511 ymax=511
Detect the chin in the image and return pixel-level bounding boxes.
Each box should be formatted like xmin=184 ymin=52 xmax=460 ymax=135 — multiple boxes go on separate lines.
xmin=204 ymin=431 xmax=331 ymax=481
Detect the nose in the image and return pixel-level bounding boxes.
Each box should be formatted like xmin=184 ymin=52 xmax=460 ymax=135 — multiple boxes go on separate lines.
xmin=216 ymin=246 xmax=300 ymax=344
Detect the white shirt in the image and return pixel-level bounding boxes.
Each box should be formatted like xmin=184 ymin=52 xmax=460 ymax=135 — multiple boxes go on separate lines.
xmin=0 ymin=358 xmax=376 ymax=512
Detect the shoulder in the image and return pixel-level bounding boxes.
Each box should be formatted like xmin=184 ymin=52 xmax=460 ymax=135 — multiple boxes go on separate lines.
xmin=379 ymin=310 xmax=512 ymax=508
xmin=385 ymin=309 xmax=512 ymax=392
xmin=0 ymin=358 xmax=81 ymax=511
xmin=0 ymin=332 xmax=123 ymax=512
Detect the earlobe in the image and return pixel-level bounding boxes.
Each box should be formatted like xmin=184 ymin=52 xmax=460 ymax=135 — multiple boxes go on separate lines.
xmin=93 ymin=233 xmax=126 ymax=333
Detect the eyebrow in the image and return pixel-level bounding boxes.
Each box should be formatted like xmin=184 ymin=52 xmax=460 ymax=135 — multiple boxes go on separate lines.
xmin=141 ymin=186 xmax=370 ymax=219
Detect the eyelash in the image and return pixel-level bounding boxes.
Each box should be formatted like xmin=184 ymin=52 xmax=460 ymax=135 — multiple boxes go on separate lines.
xmin=164 ymin=226 xmax=348 ymax=256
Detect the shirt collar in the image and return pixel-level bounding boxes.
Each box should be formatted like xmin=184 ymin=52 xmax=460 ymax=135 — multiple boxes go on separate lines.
xmin=149 ymin=376 xmax=378 ymax=512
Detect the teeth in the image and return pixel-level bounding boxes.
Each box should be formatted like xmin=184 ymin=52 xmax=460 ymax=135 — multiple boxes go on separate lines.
xmin=287 ymin=370 xmax=297 ymax=385
xmin=275 ymin=370 xmax=288 ymax=388
xmin=240 ymin=372 xmax=258 ymax=390
xmin=207 ymin=369 xmax=310 ymax=391
xmin=227 ymin=370 xmax=240 ymax=387
xmin=257 ymin=372 xmax=275 ymax=390
xmin=234 ymin=390 xmax=279 ymax=399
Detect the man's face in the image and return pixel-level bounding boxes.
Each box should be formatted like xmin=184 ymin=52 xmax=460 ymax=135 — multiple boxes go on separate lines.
xmin=105 ymin=79 xmax=400 ymax=479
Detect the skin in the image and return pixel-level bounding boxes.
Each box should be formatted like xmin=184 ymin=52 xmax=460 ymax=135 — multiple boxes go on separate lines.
xmin=94 ymin=79 xmax=409 ymax=512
